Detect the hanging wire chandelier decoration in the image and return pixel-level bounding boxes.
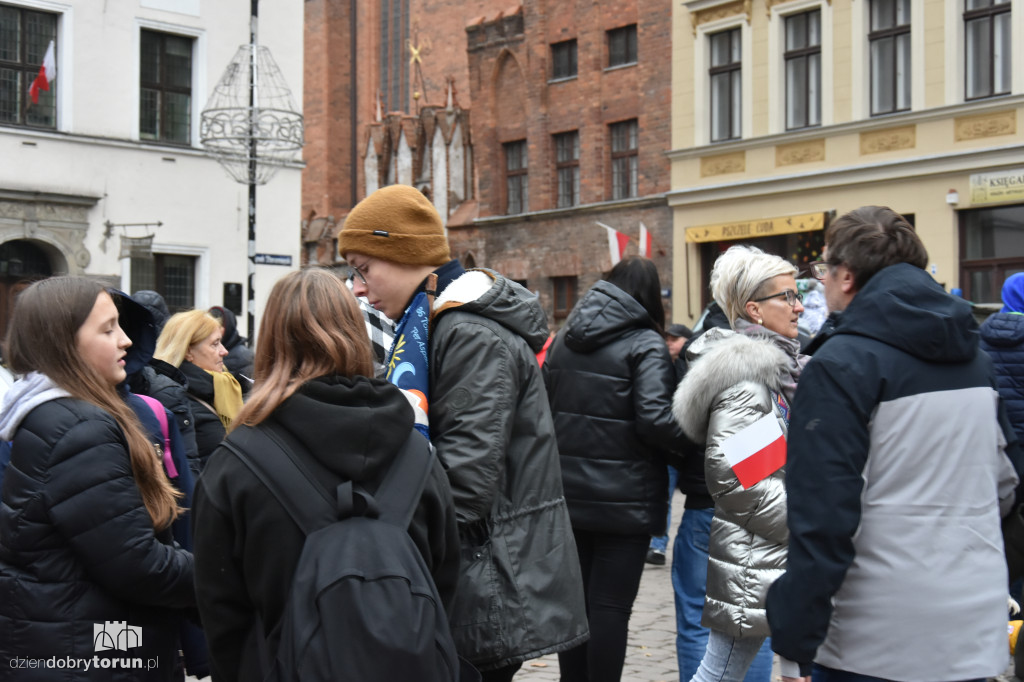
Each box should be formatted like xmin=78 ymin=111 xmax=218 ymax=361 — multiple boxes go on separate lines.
xmin=200 ymin=44 xmax=304 ymax=186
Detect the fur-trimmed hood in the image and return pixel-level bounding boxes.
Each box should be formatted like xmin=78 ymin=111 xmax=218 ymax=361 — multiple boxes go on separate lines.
xmin=672 ymin=328 xmax=790 ymax=443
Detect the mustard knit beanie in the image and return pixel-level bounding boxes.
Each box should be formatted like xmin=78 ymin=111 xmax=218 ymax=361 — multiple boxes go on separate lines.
xmin=338 ymin=185 xmax=450 ymax=267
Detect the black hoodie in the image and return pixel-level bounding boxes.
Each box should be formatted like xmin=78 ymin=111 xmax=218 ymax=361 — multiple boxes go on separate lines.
xmin=209 ymin=306 xmax=255 ymax=392
xmin=193 ymin=375 xmax=460 ymax=682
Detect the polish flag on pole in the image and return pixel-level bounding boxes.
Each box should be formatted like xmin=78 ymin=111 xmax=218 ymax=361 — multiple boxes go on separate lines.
xmin=29 ymin=40 xmax=56 ymax=105
xmin=597 ymin=222 xmax=629 ymax=266
xmin=720 ymin=413 xmax=786 ymax=489
xmin=639 ymin=222 xmax=652 ymax=258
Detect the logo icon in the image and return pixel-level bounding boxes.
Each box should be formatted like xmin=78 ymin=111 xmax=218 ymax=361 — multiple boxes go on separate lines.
xmin=93 ymin=621 xmax=142 ymax=652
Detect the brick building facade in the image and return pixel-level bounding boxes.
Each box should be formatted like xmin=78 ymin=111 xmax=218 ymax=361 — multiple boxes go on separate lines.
xmin=302 ymin=0 xmax=675 ymax=327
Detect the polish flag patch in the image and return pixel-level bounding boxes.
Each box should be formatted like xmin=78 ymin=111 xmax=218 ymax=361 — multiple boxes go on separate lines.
xmin=720 ymin=413 xmax=786 ymax=489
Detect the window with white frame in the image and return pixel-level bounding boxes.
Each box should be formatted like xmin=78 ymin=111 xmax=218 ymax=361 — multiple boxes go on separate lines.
xmin=785 ymin=9 xmax=821 ymax=129
xmin=0 ymin=4 xmax=57 ymax=129
xmin=130 ymin=253 xmax=197 ymax=313
xmin=869 ymin=0 xmax=911 ymax=115
xmin=964 ymin=0 xmax=1010 ymax=100
xmin=140 ymin=29 xmax=193 ymax=144
xmin=709 ymin=27 xmax=742 ymax=142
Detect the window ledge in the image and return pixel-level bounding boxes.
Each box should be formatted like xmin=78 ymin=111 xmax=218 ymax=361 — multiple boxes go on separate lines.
xmin=604 ymin=62 xmax=637 ymax=73
xmin=548 ymin=75 xmax=578 ymax=85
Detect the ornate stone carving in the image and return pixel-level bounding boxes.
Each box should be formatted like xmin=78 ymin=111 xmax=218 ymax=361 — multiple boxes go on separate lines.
xmin=860 ymin=126 xmax=916 ymax=154
xmin=954 ymin=110 xmax=1016 ymax=141
xmin=700 ymin=151 xmax=746 ymax=177
xmin=691 ymin=0 xmax=751 ymax=35
xmin=765 ymin=0 xmax=830 ymax=17
xmin=775 ymin=139 xmax=825 ymax=166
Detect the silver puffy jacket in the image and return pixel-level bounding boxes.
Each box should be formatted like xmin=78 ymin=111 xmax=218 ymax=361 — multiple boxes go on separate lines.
xmin=672 ymin=328 xmax=791 ymax=639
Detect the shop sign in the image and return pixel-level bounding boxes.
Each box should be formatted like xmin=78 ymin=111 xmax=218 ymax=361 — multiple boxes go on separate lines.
xmin=970 ymin=170 xmax=1024 ymax=206
xmin=685 ymin=212 xmax=826 ymax=243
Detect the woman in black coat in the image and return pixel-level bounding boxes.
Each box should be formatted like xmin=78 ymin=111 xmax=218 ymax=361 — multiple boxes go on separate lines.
xmin=0 ymin=277 xmax=194 ymax=681
xmin=543 ymin=257 xmax=684 ymax=682
xmin=155 ymin=310 xmax=243 ymax=473
xmin=193 ymin=268 xmax=460 ymax=682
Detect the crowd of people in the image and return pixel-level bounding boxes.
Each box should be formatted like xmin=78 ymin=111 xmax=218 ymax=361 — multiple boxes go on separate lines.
xmin=0 ymin=194 xmax=1019 ymax=682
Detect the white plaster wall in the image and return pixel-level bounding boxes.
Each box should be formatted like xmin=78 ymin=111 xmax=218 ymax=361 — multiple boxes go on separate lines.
xmin=0 ymin=0 xmax=304 ymax=339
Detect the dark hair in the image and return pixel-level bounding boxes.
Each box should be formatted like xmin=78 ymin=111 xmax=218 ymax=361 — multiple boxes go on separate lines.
xmin=234 ymin=268 xmax=374 ymax=428
xmin=605 ymin=256 xmax=665 ymax=332
xmin=825 ymin=206 xmax=928 ymax=291
xmin=5 ymin=277 xmax=181 ymax=529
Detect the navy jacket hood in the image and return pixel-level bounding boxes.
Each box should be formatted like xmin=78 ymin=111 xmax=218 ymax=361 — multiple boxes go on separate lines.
xmin=210 ymin=306 xmax=244 ymax=349
xmin=832 ymin=263 xmax=978 ymax=363
xmin=112 ymin=289 xmax=158 ymax=376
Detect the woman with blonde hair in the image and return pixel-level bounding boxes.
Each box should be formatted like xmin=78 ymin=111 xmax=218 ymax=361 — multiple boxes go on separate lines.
xmin=0 ymin=276 xmax=195 ymax=681
xmin=673 ymin=246 xmax=810 ymax=682
xmin=193 ymin=268 xmax=459 ymax=681
xmin=155 ymin=309 xmax=243 ymax=472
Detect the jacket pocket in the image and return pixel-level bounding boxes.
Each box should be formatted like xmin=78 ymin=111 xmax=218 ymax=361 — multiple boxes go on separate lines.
xmin=448 ymin=537 xmax=507 ymax=663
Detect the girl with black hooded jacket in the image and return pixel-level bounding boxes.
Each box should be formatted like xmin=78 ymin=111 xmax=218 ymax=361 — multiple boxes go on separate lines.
xmin=193 ymin=268 xmax=460 ymax=682
xmin=0 ymin=277 xmax=195 ymax=681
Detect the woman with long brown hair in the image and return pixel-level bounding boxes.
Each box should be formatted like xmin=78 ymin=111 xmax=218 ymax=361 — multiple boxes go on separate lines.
xmin=193 ymin=268 xmax=459 ymax=682
xmin=0 ymin=276 xmax=195 ymax=681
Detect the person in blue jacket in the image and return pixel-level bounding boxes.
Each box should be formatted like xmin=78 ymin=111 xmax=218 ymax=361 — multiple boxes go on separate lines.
xmin=980 ymin=272 xmax=1024 ymax=446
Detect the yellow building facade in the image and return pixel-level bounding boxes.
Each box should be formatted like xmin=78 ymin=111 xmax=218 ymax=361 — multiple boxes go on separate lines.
xmin=669 ymin=0 xmax=1024 ymax=325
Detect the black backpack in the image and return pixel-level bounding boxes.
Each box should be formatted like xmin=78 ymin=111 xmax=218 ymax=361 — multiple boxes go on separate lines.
xmin=223 ymin=424 xmax=472 ymax=682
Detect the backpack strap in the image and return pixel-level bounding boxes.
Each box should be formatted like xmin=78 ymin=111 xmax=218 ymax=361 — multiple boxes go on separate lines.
xmin=372 ymin=430 xmax=432 ymax=529
xmin=136 ymin=393 xmax=177 ymax=479
xmin=222 ymin=426 xmax=335 ymax=535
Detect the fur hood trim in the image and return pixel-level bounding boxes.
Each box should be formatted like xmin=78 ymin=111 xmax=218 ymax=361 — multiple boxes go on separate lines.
xmin=672 ymin=329 xmax=789 ymax=443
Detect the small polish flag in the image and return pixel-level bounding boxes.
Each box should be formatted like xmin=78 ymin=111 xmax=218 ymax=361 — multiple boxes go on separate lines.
xmin=720 ymin=413 xmax=786 ymax=489
xmin=639 ymin=222 xmax=652 ymax=258
xmin=598 ymin=222 xmax=629 ymax=266
xmin=29 ymin=40 xmax=56 ymax=105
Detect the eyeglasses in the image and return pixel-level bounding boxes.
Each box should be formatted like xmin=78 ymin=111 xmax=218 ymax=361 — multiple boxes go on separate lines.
xmin=807 ymin=261 xmax=829 ymax=281
xmin=752 ymin=289 xmax=803 ymax=307
xmin=346 ymin=261 xmax=369 ymax=286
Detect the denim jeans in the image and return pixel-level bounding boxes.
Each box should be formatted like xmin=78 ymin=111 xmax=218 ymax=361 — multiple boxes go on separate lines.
xmin=558 ymin=529 xmax=650 ymax=682
xmin=811 ymin=665 xmax=984 ymax=682
xmin=673 ymin=508 xmax=773 ymax=682
xmin=650 ymin=466 xmax=679 ymax=553
xmin=690 ymin=629 xmax=769 ymax=682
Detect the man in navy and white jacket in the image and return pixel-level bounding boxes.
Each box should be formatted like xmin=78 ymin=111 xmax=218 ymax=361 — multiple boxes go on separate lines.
xmin=766 ymin=206 xmax=1021 ymax=682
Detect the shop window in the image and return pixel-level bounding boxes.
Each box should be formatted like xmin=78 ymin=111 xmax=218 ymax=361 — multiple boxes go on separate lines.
xmin=140 ymin=29 xmax=193 ymax=144
xmin=0 ymin=4 xmax=58 ymax=129
xmin=551 ymin=39 xmax=577 ymax=80
xmin=553 ymin=276 xmax=578 ymax=319
xmin=608 ymin=25 xmax=637 ymax=67
xmin=869 ymin=0 xmax=911 ymax=115
xmin=960 ymin=205 xmax=1024 ymax=303
xmin=131 ymin=253 xmax=197 ymax=313
xmin=709 ymin=27 xmax=742 ymax=142
xmin=554 ymin=131 xmax=580 ymax=208
xmin=964 ymin=0 xmax=1011 ymax=100
xmin=504 ymin=139 xmax=528 ymax=215
xmin=785 ymin=9 xmax=821 ymax=130
xmin=610 ymin=119 xmax=638 ymax=200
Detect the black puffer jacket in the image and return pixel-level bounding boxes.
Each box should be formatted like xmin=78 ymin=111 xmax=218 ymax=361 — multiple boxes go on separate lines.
xmin=543 ymin=280 xmax=684 ymax=535
xmin=130 ymin=361 xmax=199 ymax=475
xmin=193 ymin=375 xmax=460 ymax=682
xmin=178 ymin=361 xmax=226 ymax=472
xmin=0 ymin=396 xmax=195 ymax=681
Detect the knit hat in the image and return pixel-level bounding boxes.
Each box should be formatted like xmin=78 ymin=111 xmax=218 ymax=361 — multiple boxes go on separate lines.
xmin=338 ymin=185 xmax=450 ymax=266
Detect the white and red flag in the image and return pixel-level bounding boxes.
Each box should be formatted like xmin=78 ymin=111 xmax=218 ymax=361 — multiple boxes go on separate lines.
xmin=29 ymin=40 xmax=56 ymax=105
xmin=597 ymin=222 xmax=629 ymax=267
xmin=639 ymin=222 xmax=652 ymax=258
xmin=720 ymin=413 xmax=786 ymax=489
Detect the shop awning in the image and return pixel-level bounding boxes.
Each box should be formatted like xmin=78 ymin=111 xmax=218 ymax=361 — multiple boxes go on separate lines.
xmin=685 ymin=211 xmax=826 ymax=243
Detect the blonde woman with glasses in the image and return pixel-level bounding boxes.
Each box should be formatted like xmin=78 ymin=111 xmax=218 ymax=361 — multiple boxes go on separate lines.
xmin=673 ymin=245 xmax=810 ymax=682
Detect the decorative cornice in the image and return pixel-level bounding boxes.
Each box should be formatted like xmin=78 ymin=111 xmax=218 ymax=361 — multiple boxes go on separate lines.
xmin=666 ymin=94 xmax=1024 ymax=160
xmin=667 ymin=143 xmax=1024 ymax=206
xmin=765 ymin=0 xmax=831 ymax=17
xmin=690 ymin=0 xmax=751 ymax=35
xmin=860 ymin=125 xmax=916 ymax=154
